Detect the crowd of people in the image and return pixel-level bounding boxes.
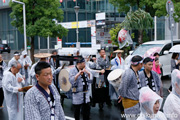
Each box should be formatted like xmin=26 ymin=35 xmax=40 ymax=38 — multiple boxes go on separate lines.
xmin=0 ymin=48 xmax=179 ymax=120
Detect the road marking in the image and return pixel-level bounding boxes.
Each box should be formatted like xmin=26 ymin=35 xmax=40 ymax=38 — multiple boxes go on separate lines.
xmin=65 ymin=116 xmax=75 ymax=120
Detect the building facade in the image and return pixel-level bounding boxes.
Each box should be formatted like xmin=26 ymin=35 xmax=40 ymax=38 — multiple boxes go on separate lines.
xmin=0 ymin=0 xmax=172 ymax=51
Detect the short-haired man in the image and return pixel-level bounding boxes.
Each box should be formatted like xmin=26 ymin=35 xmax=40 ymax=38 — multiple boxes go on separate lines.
xmin=69 ymin=57 xmax=92 ymax=120
xmin=24 ymin=61 xmax=65 ymax=120
xmin=2 ymin=61 xmax=25 ymax=120
xmin=97 ymin=48 xmax=110 ymax=69
xmin=139 ymin=57 xmax=161 ymax=95
xmin=118 ymin=55 xmax=143 ymax=120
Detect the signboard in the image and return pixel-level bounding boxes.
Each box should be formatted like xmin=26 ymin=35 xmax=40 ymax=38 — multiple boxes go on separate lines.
xmin=96 ymin=12 xmax=106 ymax=20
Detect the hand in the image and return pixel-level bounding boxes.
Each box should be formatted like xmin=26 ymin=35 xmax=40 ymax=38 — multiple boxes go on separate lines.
xmin=18 ymin=77 xmax=23 ymax=83
xmin=103 ymin=55 xmax=106 ymax=60
xmin=100 ymin=69 xmax=105 ymax=74
xmin=118 ymin=96 xmax=123 ymax=103
xmin=0 ymin=65 xmax=2 ymax=68
xmin=18 ymin=88 xmax=23 ymax=92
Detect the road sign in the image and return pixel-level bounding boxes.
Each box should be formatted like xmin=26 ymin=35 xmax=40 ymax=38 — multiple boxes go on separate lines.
xmin=166 ymin=0 xmax=174 ymax=14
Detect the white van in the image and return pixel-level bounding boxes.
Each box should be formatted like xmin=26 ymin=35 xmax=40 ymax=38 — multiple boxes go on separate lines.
xmin=125 ymin=40 xmax=180 ymax=76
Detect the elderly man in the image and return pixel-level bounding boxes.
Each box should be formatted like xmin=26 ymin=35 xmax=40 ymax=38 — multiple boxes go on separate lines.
xmin=0 ymin=54 xmax=7 ymax=108
xmin=69 ymin=57 xmax=92 ymax=120
xmin=24 ymin=61 xmax=65 ymax=120
xmin=118 ymin=55 xmax=143 ymax=120
xmin=8 ymin=51 xmax=25 ymax=78
xmin=163 ymin=69 xmax=180 ymax=120
xmin=2 ymin=61 xmax=24 ymax=120
xmin=20 ymin=50 xmax=32 ymax=86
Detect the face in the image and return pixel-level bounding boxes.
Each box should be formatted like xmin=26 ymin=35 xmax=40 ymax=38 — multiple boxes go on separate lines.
xmin=155 ymin=55 xmax=159 ymax=58
xmin=155 ymin=60 xmax=159 ymax=67
xmin=137 ymin=63 xmax=143 ymax=70
xmin=117 ymin=52 xmax=122 ymax=57
xmin=176 ymin=54 xmax=179 ymax=59
xmin=79 ymin=62 xmax=85 ymax=70
xmin=144 ymin=62 xmax=153 ymax=71
xmin=153 ymin=100 xmax=160 ymax=114
xmin=36 ymin=67 xmax=53 ymax=86
xmin=14 ymin=55 xmax=20 ymax=60
xmin=53 ymin=52 xmax=57 ymax=55
xmin=100 ymin=50 xmax=105 ymax=57
xmin=12 ymin=63 xmax=21 ymax=74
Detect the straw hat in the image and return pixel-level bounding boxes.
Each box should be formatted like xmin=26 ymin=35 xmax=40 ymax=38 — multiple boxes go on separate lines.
xmin=107 ymin=69 xmax=124 ymax=81
xmin=58 ymin=69 xmax=72 ymax=92
xmin=113 ymin=50 xmax=124 ymax=53
xmin=34 ymin=53 xmax=52 ymax=58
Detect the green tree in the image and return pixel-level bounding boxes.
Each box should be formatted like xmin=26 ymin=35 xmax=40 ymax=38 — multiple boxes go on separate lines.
xmin=153 ymin=0 xmax=180 ymax=22
xmin=109 ymin=0 xmax=156 ymax=16
xmin=122 ymin=9 xmax=154 ymax=44
xmin=10 ymin=0 xmax=68 ymax=62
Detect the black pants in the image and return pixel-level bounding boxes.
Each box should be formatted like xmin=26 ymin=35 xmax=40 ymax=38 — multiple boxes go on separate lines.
xmin=0 ymin=88 xmax=4 ymax=106
xmin=74 ymin=103 xmax=90 ymax=120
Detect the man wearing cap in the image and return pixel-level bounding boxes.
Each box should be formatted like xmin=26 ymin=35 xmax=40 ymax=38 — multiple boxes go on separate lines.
xmin=97 ymin=48 xmax=110 ymax=69
xmin=139 ymin=57 xmax=161 ymax=95
xmin=69 ymin=57 xmax=92 ymax=120
xmin=118 ymin=55 xmax=143 ymax=120
xmin=20 ymin=50 xmax=32 ymax=86
xmin=29 ymin=53 xmax=61 ymax=86
xmin=2 ymin=60 xmax=25 ymax=120
xmin=8 ymin=51 xmax=25 ymax=78
xmin=111 ymin=49 xmax=125 ymax=70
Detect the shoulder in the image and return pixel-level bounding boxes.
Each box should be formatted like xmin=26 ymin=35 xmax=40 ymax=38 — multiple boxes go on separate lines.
xmin=151 ymin=71 xmax=159 ymax=78
xmin=25 ymin=86 xmax=38 ymax=100
xmin=157 ymin=111 xmax=167 ymax=119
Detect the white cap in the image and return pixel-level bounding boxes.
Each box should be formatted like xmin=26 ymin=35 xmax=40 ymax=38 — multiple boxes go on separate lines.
xmin=22 ymin=50 xmax=27 ymax=56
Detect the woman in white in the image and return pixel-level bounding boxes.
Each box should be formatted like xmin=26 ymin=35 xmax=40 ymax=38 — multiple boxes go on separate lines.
xmin=137 ymin=87 xmax=167 ymax=120
xmin=110 ymin=50 xmax=124 ymax=70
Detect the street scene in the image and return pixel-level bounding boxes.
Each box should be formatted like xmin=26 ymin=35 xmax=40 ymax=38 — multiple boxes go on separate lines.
xmin=1 ymin=0 xmax=180 ymax=120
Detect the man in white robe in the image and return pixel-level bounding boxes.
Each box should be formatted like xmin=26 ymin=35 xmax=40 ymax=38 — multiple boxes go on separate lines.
xmin=20 ymin=50 xmax=32 ymax=86
xmin=163 ymin=69 xmax=180 ymax=120
xmin=2 ymin=60 xmax=25 ymax=120
xmin=8 ymin=51 xmax=25 ymax=78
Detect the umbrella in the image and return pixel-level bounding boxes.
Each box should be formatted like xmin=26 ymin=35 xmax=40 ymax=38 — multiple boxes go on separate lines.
xmin=144 ymin=47 xmax=161 ymax=58
xmin=169 ymin=45 xmax=180 ymax=53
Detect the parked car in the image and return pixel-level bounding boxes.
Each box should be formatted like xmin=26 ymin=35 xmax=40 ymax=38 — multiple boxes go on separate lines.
xmin=0 ymin=44 xmax=11 ymax=53
xmin=125 ymin=40 xmax=180 ymax=76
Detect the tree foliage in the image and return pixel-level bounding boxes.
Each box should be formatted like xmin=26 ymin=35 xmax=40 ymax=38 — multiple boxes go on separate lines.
xmin=109 ymin=0 xmax=156 ymax=16
xmin=122 ymin=9 xmax=154 ymax=30
xmin=10 ymin=0 xmax=68 ymax=62
xmin=153 ymin=0 xmax=180 ymax=22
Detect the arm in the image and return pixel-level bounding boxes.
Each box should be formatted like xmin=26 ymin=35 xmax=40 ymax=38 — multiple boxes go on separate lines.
xmin=69 ymin=69 xmax=79 ymax=87
xmin=118 ymin=70 xmax=131 ymax=98
xmin=24 ymin=91 xmax=41 ymax=120
xmin=2 ymin=61 xmax=7 ymax=71
xmin=27 ymin=56 xmax=32 ymax=67
xmin=2 ymin=74 xmax=20 ymax=93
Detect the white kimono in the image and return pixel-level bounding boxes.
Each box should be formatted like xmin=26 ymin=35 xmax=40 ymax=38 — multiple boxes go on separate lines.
xmin=2 ymin=70 xmax=25 ymax=120
xmin=111 ymin=56 xmax=124 ymax=70
xmin=20 ymin=55 xmax=32 ymax=86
